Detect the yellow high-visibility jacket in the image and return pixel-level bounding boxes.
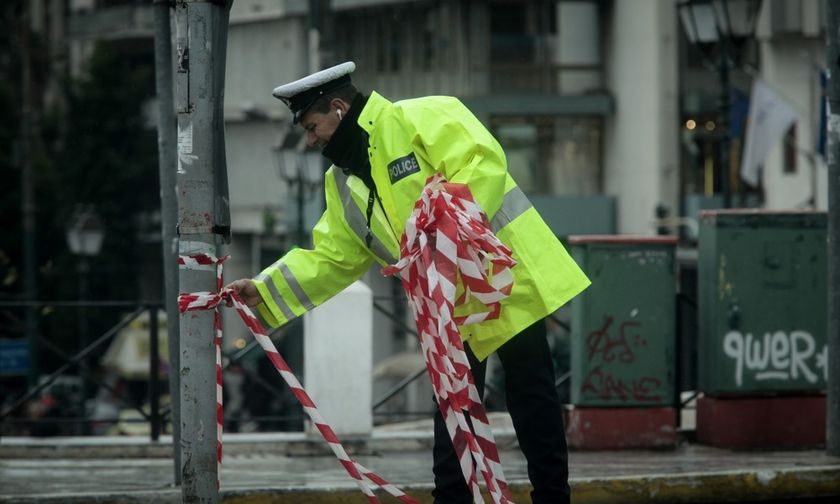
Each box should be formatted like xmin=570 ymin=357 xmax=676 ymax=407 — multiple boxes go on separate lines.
xmin=254 ymin=91 xmax=590 ymax=360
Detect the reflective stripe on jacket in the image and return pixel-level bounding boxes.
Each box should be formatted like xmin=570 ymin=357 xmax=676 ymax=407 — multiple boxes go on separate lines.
xmin=254 ymin=91 xmax=590 ymax=360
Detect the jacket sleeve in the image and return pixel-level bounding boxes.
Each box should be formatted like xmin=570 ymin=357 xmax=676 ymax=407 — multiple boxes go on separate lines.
xmin=407 ymin=98 xmax=508 ymax=218
xmin=252 ymin=169 xmax=375 ymax=328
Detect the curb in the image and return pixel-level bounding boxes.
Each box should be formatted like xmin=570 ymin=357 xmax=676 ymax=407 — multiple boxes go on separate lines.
xmin=3 ymin=465 xmax=839 ymax=504
xmin=571 ymin=466 xmax=840 ymax=503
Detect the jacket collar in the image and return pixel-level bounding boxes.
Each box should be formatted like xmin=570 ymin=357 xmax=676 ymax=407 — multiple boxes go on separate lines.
xmin=358 ymin=91 xmax=392 ymax=135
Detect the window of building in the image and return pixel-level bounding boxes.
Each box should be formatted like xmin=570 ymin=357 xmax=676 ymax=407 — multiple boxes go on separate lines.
xmin=491 ymin=116 xmax=602 ymax=196
xmin=490 ymin=1 xmax=534 ymax=64
xmin=494 ymin=122 xmax=540 ymax=192
xmin=488 ymin=0 xmax=601 ymax=94
xmin=369 ymin=9 xmax=403 ymax=73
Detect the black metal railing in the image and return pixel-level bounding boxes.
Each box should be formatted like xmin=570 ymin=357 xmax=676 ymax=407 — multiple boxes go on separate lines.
xmin=0 ymin=300 xmax=295 ymax=438
xmin=0 ymin=301 xmax=163 ymax=439
xmin=3 ymin=296 xmax=690 ymax=435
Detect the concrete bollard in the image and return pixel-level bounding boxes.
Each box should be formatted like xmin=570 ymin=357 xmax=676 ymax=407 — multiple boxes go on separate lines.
xmin=304 ymin=280 xmax=373 ymax=437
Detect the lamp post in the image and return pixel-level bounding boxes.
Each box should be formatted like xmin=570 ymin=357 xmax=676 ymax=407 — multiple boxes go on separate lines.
xmin=274 ymin=134 xmax=324 ymax=248
xmin=66 ymin=204 xmax=105 ymax=432
xmin=678 ymin=0 xmax=763 ymax=208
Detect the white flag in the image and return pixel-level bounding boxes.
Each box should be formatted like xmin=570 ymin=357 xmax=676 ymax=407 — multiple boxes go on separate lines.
xmin=740 ymin=79 xmax=799 ymax=186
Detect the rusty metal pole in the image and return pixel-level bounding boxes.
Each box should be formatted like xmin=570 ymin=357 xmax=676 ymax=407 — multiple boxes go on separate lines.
xmin=174 ymin=0 xmax=232 ymax=500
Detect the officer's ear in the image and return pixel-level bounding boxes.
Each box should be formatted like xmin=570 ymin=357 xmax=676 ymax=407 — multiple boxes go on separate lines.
xmin=330 ymin=98 xmax=350 ymax=118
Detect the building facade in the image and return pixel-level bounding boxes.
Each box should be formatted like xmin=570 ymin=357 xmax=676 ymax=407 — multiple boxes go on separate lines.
xmin=56 ymin=0 xmax=828 ymax=427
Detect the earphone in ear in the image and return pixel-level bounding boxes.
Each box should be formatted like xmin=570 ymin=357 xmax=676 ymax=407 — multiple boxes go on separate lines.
xmin=337 ymin=109 xmax=343 ymax=120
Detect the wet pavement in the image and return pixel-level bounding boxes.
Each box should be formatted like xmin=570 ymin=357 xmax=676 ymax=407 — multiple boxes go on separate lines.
xmin=2 ymin=418 xmax=840 ymax=503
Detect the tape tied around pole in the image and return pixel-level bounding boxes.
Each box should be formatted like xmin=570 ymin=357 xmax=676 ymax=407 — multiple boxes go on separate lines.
xmin=382 ymin=173 xmax=516 ymax=504
xmin=177 ymin=253 xmax=417 ymax=503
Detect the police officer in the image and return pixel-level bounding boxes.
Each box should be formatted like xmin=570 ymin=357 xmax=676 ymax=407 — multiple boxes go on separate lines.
xmin=228 ymin=61 xmax=590 ymax=504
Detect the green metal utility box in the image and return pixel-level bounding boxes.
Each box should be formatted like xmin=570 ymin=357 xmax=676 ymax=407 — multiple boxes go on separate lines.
xmin=697 ymin=210 xmax=828 ymax=395
xmin=568 ymin=236 xmax=677 ymax=407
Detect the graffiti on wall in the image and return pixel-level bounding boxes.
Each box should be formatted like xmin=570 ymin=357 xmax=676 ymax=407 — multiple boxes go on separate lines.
xmin=722 ymin=330 xmax=828 ymax=387
xmin=579 ymin=315 xmax=665 ymax=403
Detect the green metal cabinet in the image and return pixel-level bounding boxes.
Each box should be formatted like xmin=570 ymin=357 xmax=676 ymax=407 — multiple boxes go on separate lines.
xmin=569 ymin=236 xmax=677 ymax=407
xmin=697 ymin=210 xmax=828 ymax=395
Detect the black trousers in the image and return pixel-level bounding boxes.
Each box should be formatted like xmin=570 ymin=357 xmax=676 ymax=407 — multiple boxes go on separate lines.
xmin=431 ymin=319 xmax=571 ymax=504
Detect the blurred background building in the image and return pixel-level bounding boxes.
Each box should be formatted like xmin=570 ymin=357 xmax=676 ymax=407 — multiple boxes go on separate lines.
xmin=1 ymin=0 xmax=828 ymax=433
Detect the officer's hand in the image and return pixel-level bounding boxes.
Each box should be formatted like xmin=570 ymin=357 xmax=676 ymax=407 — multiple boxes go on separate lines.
xmin=225 ymin=279 xmax=261 ymax=307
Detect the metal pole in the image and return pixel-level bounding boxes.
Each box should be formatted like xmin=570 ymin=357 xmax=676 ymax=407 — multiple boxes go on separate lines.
xmin=152 ymin=0 xmax=181 ymax=483
xmin=78 ymin=257 xmax=89 ymax=435
xmin=149 ymin=305 xmax=161 ymax=442
xmin=174 ymin=1 xmax=232 ymax=500
xmin=826 ymin=0 xmax=840 ymax=458
xmin=20 ymin=0 xmax=40 ymax=390
xmin=718 ymin=36 xmax=732 ymax=209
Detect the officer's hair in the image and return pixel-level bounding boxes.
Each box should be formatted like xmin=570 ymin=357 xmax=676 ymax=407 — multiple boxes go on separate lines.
xmin=308 ymin=84 xmax=359 ymax=114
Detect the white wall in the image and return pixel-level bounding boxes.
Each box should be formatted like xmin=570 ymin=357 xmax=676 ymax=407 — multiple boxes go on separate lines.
xmin=757 ymin=38 xmax=827 ymax=210
xmin=225 ymin=121 xmax=288 ymax=232
xmin=604 ymin=0 xmax=679 ymax=234
xmin=224 ymin=16 xmax=308 ymax=122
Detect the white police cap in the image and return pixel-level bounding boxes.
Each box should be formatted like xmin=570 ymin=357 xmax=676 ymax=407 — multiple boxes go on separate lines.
xmin=272 ymin=61 xmax=356 ymax=124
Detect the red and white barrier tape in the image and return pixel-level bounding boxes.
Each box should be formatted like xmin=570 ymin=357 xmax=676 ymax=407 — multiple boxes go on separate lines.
xmin=177 ymin=252 xmax=227 ymax=485
xmin=383 ymin=173 xmax=517 ymax=504
xmin=178 ymin=253 xmax=417 ymax=503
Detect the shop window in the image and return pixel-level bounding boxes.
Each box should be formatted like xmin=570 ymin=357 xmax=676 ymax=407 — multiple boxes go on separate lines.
xmin=492 ymin=116 xmax=602 ymax=197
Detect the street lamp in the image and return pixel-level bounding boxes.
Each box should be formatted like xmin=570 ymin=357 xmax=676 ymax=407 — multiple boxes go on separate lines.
xmin=678 ymin=0 xmax=763 ymax=208
xmin=274 ymin=132 xmax=324 ymax=248
xmin=66 ymin=206 xmax=105 ymax=257
xmin=66 ymin=204 xmax=105 ymax=433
